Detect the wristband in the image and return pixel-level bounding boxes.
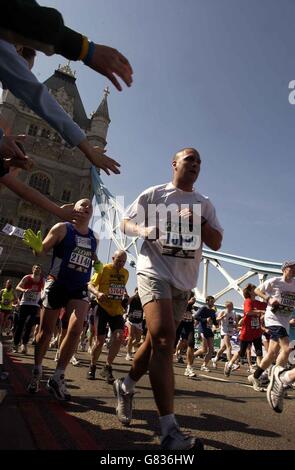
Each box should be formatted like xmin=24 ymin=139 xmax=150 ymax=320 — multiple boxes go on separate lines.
xmin=78 ymin=36 xmax=89 ymax=61
xmin=83 ymin=41 xmax=95 ymax=66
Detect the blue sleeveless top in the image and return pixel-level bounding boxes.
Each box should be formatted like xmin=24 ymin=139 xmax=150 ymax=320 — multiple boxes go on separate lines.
xmin=49 ymin=223 xmax=97 ymax=290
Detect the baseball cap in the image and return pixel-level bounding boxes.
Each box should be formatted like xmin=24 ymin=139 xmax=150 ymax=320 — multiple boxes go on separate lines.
xmin=281 ymin=260 xmax=295 ymax=271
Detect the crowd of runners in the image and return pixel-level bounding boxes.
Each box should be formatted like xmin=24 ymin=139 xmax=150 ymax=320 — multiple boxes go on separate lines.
xmin=0 ymin=178 xmax=294 ymax=451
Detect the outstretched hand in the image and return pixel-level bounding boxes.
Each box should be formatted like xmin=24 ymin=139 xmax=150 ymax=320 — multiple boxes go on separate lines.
xmin=89 ymin=44 xmax=133 ymax=91
xmin=23 ymin=229 xmax=43 ymax=253
xmin=79 ymin=140 xmax=121 ymax=175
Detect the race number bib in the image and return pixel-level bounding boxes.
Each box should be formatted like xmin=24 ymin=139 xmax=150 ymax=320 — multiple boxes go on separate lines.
xmin=23 ymin=291 xmax=39 ymax=303
xmin=161 ymin=222 xmax=200 ymax=259
xmin=129 ymin=310 xmax=142 ymax=320
xmin=108 ymin=284 xmax=125 ymax=300
xmin=69 ymin=247 xmax=92 ymax=271
xmin=251 ymin=317 xmax=260 ymax=329
xmin=280 ymin=292 xmax=295 ymax=313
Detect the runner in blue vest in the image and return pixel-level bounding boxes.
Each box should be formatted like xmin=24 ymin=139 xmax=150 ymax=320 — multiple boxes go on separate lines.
xmin=24 ymin=198 xmax=98 ymax=400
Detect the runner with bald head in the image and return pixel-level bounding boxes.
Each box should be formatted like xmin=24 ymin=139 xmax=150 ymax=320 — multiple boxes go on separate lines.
xmin=24 ymin=198 xmax=98 ymax=400
xmin=115 ymin=147 xmax=223 ymax=450
xmin=88 ymin=250 xmax=129 ymax=383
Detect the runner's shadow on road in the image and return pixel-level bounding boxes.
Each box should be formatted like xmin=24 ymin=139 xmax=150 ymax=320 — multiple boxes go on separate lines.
xmin=174 ymin=387 xmax=246 ymax=404
xmin=64 ymin=396 xmax=107 ymax=410
xmin=177 ymin=412 xmax=281 ymax=439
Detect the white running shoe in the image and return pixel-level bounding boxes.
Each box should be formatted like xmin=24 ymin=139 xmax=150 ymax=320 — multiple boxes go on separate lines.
xmin=49 ymin=338 xmax=58 ymax=349
xmin=70 ymin=355 xmax=80 ymax=366
xmin=200 ymin=364 xmax=210 ymax=372
xmin=125 ymin=353 xmax=133 ymax=361
xmin=184 ymin=366 xmax=197 ymax=378
xmin=247 ymin=374 xmax=265 ymax=392
xmin=113 ymin=377 xmax=134 ymax=425
xmin=211 ymin=357 xmax=217 ymax=369
xmin=20 ymin=344 xmax=28 ymax=355
xmin=224 ymin=362 xmax=232 ymax=377
xmin=160 ymin=426 xmax=204 ymax=450
xmin=231 ymin=363 xmax=240 ymax=371
xmin=267 ymin=365 xmax=285 ymax=413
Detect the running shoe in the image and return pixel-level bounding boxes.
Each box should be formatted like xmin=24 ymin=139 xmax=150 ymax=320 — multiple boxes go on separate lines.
xmin=70 ymin=355 xmax=80 ymax=366
xmin=20 ymin=344 xmax=28 ymax=355
xmin=100 ymin=365 xmax=115 ymax=384
xmin=27 ymin=369 xmax=41 ymax=394
xmin=211 ymin=357 xmax=218 ymax=369
xmin=160 ymin=426 xmax=204 ymax=450
xmin=200 ymin=364 xmax=210 ymax=372
xmin=46 ymin=375 xmax=71 ymax=401
xmin=125 ymin=353 xmax=133 ymax=361
xmin=247 ymin=374 xmax=266 ymax=392
xmin=224 ymin=362 xmax=232 ymax=377
xmin=87 ymin=364 xmax=96 ymax=380
xmin=267 ymin=365 xmax=285 ymax=413
xmin=113 ymin=377 xmax=134 ymax=425
xmin=184 ymin=366 xmax=197 ymax=378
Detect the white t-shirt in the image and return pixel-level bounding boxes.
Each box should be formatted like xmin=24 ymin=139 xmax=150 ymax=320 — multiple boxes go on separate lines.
xmin=123 ymin=182 xmax=223 ymax=291
xmin=220 ymin=310 xmax=236 ymax=336
xmin=258 ymin=276 xmax=295 ymax=331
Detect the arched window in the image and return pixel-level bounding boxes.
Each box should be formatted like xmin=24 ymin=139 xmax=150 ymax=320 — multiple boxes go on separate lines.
xmin=61 ymin=189 xmax=71 ymax=203
xmin=41 ymin=128 xmax=50 ymax=139
xmin=18 ymin=217 xmax=41 ymax=233
xmin=28 ymin=124 xmax=38 ymax=136
xmin=29 ymin=172 xmax=50 ymax=195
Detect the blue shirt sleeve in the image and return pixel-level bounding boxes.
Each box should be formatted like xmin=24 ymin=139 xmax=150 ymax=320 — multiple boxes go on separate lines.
xmin=0 ymin=39 xmax=86 ymax=147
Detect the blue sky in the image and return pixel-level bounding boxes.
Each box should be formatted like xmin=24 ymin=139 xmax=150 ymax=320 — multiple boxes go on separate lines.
xmin=34 ymin=0 xmax=295 ymax=304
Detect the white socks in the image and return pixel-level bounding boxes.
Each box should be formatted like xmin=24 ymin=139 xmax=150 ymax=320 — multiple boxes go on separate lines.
xmin=53 ymin=368 xmax=65 ymax=380
xmin=122 ymin=374 xmax=136 ymax=394
xmin=159 ymin=414 xmax=178 ymax=437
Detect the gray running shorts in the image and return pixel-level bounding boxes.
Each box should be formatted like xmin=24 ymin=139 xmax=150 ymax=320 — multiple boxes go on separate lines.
xmin=137 ymin=273 xmax=190 ymax=322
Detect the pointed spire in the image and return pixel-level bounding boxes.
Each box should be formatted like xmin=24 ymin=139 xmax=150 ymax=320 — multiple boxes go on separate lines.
xmin=92 ymin=87 xmax=110 ymax=123
xmin=57 ymin=61 xmax=76 ymax=78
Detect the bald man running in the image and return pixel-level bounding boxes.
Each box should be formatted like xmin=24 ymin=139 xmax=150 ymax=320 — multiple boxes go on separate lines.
xmin=24 ymin=199 xmax=97 ymax=400
xmin=116 ymin=147 xmax=223 ymax=450
xmin=88 ymin=250 xmax=129 ymax=384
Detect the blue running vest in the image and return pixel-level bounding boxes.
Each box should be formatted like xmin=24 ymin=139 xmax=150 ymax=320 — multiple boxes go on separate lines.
xmin=49 ymin=223 xmax=97 ymax=290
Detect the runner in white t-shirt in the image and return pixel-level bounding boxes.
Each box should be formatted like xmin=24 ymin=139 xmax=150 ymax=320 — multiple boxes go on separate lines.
xmin=250 ymin=261 xmax=295 ymax=392
xmin=113 ymin=147 xmax=223 ymax=450
xmin=212 ymin=301 xmax=236 ymax=368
